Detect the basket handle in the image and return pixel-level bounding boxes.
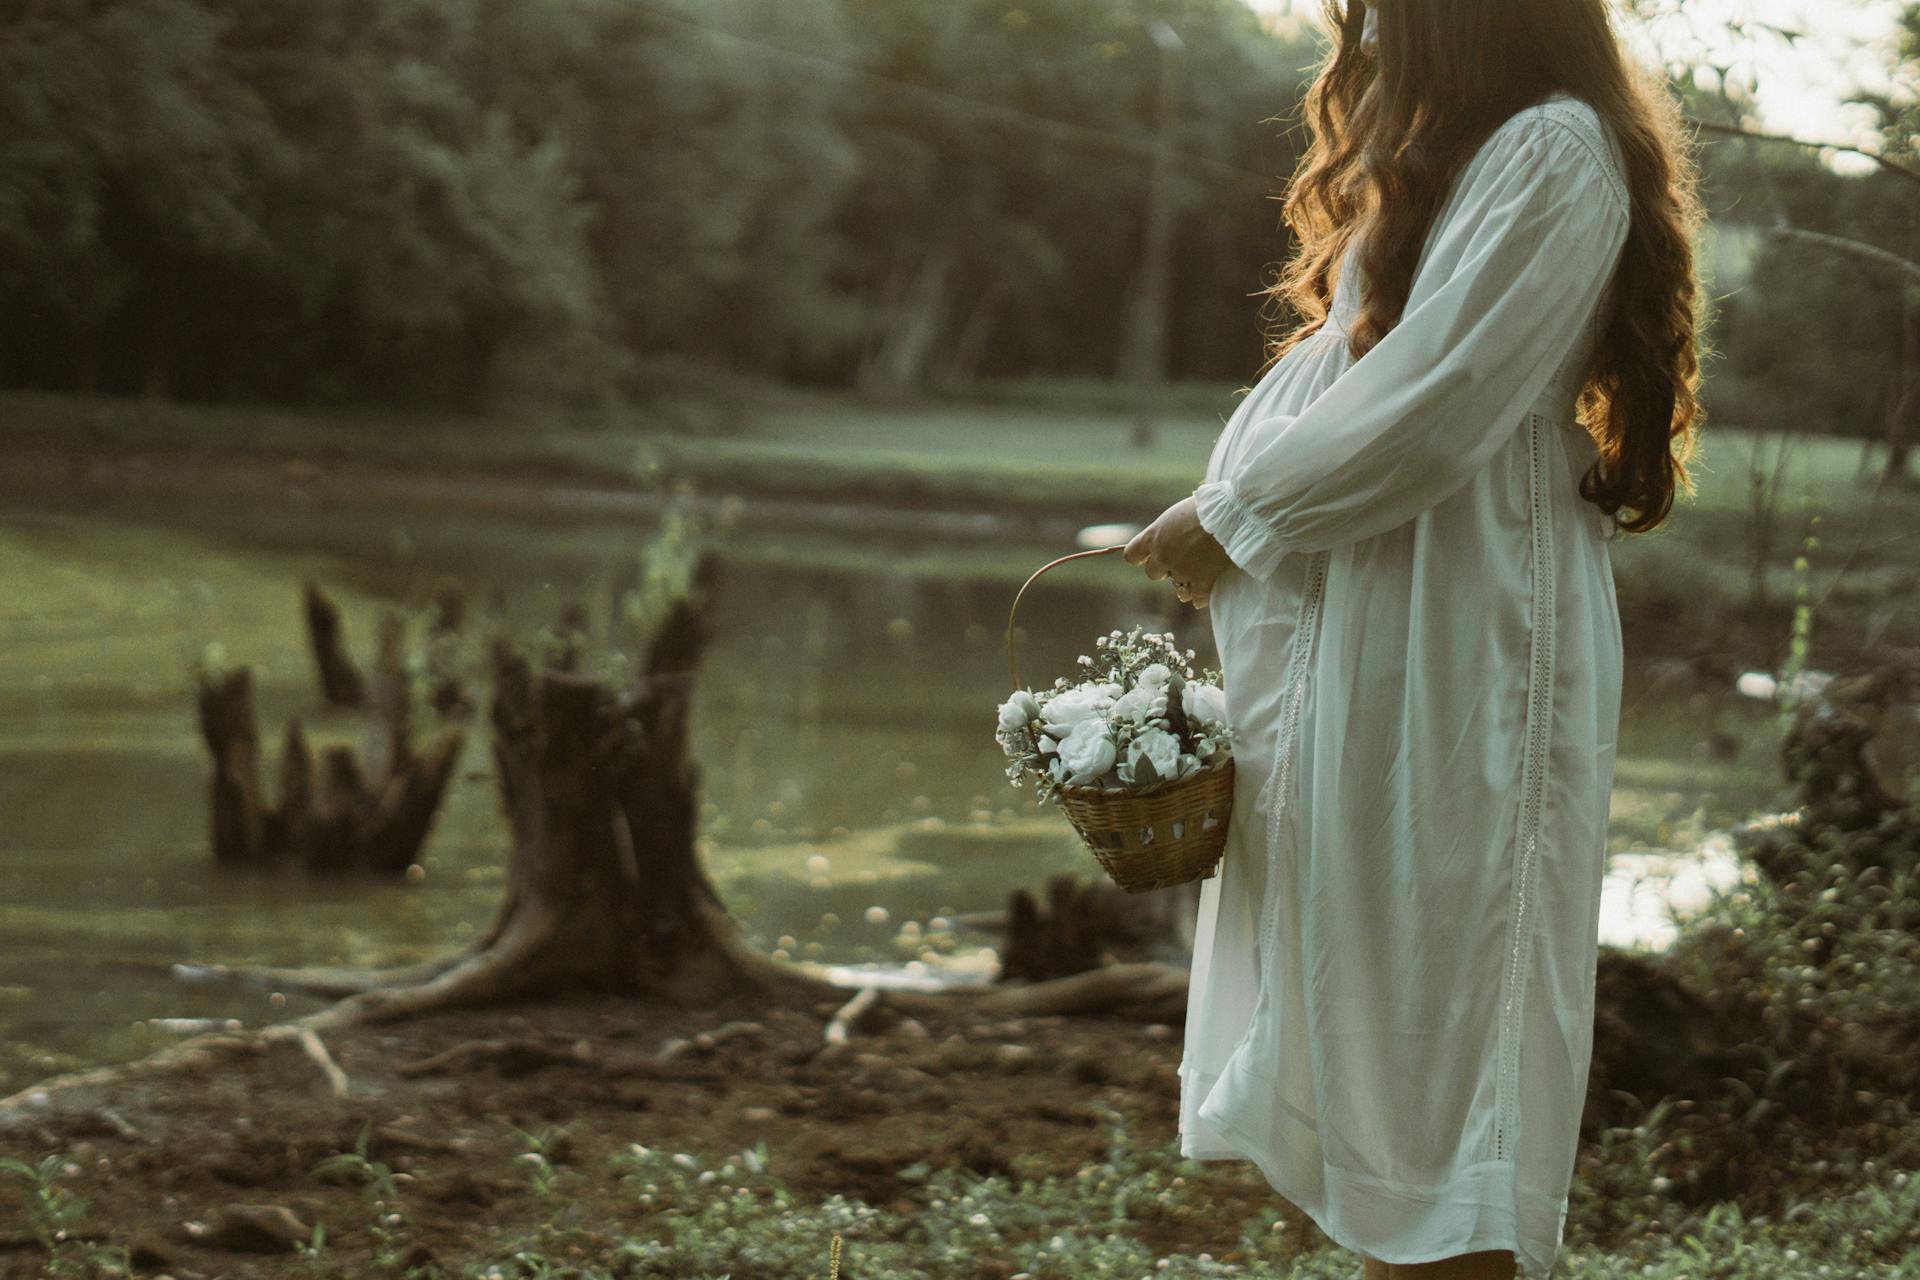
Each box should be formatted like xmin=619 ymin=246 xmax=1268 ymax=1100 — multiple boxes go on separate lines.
xmin=1006 ymin=543 xmax=1131 ymax=690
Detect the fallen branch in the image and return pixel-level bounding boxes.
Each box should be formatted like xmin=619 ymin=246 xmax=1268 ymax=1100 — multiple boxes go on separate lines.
xmin=372 ymin=1124 xmax=471 ymax=1153
xmin=825 ymin=986 xmax=881 ymax=1045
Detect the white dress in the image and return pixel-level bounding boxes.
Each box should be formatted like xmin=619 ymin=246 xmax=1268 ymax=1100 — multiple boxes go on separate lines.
xmin=1178 ymin=93 xmax=1631 ymax=1280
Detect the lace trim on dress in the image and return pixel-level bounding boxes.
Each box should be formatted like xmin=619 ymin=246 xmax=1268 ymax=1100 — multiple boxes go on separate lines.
xmin=1494 ymin=411 xmax=1559 ymax=1164
xmin=1252 ymin=548 xmax=1331 ymax=979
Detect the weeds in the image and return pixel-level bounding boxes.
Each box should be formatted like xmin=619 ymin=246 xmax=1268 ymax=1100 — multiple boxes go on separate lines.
xmin=0 ymin=1153 xmax=131 ymax=1277
xmin=312 ymin=1123 xmax=430 ymax=1276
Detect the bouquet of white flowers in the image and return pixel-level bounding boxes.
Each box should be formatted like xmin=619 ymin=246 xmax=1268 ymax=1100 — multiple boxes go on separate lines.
xmin=997 ymin=626 xmax=1236 ymax=807
xmin=998 ymin=546 xmax=1238 ymax=893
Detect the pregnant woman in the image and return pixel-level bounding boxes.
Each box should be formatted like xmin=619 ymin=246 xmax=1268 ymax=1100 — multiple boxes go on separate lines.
xmin=1121 ymin=0 xmax=1704 ymax=1276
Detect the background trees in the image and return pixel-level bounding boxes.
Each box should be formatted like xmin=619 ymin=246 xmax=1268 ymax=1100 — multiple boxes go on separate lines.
xmin=0 ymin=0 xmax=1313 ymax=407
xmin=2 ymin=0 xmax=1913 ymax=461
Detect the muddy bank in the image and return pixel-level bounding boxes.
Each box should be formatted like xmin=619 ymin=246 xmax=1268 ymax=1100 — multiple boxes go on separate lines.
xmin=0 ymin=989 xmax=1320 ymax=1278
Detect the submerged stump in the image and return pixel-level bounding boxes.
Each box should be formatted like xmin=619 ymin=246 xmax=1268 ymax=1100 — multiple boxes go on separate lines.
xmin=196 ymin=665 xmax=465 ymax=876
xmin=303 ymin=581 xmax=368 ymax=709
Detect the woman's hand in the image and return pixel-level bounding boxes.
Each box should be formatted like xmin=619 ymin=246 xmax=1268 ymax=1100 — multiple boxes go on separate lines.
xmin=1123 ymin=495 xmax=1235 ymax=609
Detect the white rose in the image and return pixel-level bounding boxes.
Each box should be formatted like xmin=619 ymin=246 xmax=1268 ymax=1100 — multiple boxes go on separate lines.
xmin=1138 ymin=663 xmax=1173 ymax=689
xmin=997 ymin=689 xmax=1041 ymax=732
xmin=1182 ymin=681 xmax=1228 ymax=730
xmin=1123 ymin=727 xmax=1182 ymax=787
xmin=1040 ymin=684 xmax=1115 ymax=737
xmin=1056 ymin=719 xmax=1118 ymax=786
xmin=1109 ymin=686 xmax=1153 ymax=724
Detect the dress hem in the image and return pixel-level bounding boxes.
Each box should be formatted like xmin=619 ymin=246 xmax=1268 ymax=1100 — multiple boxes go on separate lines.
xmin=1176 ymin=1062 xmax=1561 ymax=1279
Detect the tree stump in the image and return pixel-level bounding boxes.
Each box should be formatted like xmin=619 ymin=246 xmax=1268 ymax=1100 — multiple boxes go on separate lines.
xmin=1744 ymin=662 xmax=1920 ymax=893
xmin=190 ymin=551 xmax=1202 ymax=1028
xmin=195 ymin=664 xmax=464 ymax=876
xmin=303 ymin=581 xmax=368 ymax=708
xmin=997 ymin=871 xmax=1199 ymax=982
xmin=201 ymin=555 xmax=819 ymax=1025
xmin=425 ymin=579 xmax=475 ymax=720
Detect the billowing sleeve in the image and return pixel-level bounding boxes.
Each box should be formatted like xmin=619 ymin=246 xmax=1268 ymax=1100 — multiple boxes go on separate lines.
xmin=1192 ymin=109 xmax=1631 ymax=581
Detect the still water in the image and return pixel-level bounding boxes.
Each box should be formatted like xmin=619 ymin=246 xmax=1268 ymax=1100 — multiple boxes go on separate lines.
xmin=0 ymin=502 xmax=1784 ymax=1095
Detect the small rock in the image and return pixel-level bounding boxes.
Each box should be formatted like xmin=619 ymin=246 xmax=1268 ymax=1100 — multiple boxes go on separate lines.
xmin=994 ymin=1043 xmax=1036 ymax=1071
xmin=1144 ymin=1023 xmax=1174 ymax=1040
xmin=894 ymin=1018 xmax=930 ymax=1040
xmin=190 ymin=1204 xmax=311 ymax=1253
xmin=741 ymin=1105 xmax=777 ymax=1122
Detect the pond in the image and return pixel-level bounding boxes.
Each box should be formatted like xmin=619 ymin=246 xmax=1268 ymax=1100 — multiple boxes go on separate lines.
xmin=0 ymin=496 xmax=1787 ymax=1097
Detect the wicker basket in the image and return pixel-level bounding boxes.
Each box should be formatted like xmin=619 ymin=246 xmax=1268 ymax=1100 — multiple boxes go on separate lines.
xmin=1006 ymin=544 xmax=1234 ymax=894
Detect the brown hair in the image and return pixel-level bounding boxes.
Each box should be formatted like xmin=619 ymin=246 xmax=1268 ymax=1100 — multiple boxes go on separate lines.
xmin=1264 ymin=0 xmax=1706 ymax=533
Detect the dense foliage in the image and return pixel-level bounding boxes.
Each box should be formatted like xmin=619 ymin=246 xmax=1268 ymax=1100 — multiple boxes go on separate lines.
xmin=1575 ymin=673 xmax=1920 ymax=1253
xmin=0 ymin=0 xmax=1314 ymax=409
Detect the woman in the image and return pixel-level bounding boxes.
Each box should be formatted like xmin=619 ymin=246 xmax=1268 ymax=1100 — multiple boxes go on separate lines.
xmin=1121 ymin=1 xmax=1704 ymax=1277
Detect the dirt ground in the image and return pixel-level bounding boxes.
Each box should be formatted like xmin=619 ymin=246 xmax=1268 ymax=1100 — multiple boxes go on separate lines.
xmin=0 ymin=989 xmax=1313 ymax=1279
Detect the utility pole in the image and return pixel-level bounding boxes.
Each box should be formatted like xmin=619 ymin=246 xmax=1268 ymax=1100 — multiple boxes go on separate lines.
xmin=1126 ymin=20 xmax=1183 ymax=451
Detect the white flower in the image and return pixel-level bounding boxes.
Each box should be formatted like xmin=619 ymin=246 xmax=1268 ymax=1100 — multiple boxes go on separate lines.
xmin=1040 ymin=684 xmax=1115 ymax=737
xmin=1056 ymin=719 xmax=1118 ymax=785
xmin=1123 ymin=727 xmax=1181 ymax=787
xmin=1138 ymin=663 xmax=1173 ymax=688
xmin=1175 ymin=751 xmax=1201 ymax=778
xmin=1182 ymin=681 xmax=1228 ymax=730
xmin=1109 ymin=686 xmax=1153 ymax=723
xmin=998 ymin=689 xmax=1040 ymax=732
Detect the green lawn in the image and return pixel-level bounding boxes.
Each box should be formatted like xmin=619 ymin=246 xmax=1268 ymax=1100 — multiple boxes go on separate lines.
xmin=6 ymin=385 xmax=1916 ymax=654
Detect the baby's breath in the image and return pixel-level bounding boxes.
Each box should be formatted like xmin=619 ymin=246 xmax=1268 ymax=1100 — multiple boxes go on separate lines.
xmin=994 ymin=627 xmax=1231 ymax=807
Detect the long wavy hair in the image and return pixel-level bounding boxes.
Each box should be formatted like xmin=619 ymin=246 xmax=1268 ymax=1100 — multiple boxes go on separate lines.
xmin=1263 ymin=0 xmax=1706 ymax=533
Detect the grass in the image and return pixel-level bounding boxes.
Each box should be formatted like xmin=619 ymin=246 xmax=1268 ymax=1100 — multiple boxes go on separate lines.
xmin=6 ymin=385 xmax=1916 ymax=651
xmin=13 ymin=1109 xmax=1920 ymax=1278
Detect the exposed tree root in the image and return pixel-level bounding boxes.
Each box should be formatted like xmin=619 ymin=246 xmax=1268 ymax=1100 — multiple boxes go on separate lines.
xmin=172 ymin=953 xmax=467 ymax=1000
xmin=395 ymin=1039 xmax=592 ymax=1079
xmin=296 ymin=1027 xmax=352 ymax=1098
xmin=1 ymin=1025 xmax=324 ymax=1119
